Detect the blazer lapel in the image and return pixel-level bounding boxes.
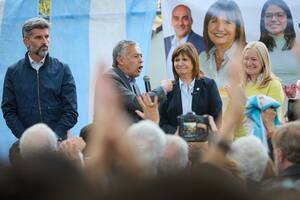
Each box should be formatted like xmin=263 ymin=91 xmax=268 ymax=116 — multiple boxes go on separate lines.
xmin=192 ymin=79 xmax=203 ymax=112
xmin=173 ymin=82 xmax=183 ymax=115
xmin=113 ymin=67 xmax=132 ymax=90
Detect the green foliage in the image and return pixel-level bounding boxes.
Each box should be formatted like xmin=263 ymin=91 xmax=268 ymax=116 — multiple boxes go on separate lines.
xmin=39 ymin=0 xmax=50 ymax=17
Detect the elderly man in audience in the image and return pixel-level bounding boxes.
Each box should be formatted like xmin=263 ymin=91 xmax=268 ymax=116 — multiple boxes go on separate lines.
xmin=229 ymin=136 xmax=270 ymax=182
xmin=19 ymin=123 xmax=85 ymax=166
xmin=127 ymin=120 xmax=166 ymax=177
xmin=19 ymin=123 xmax=58 ymax=158
xmin=158 ymin=134 xmax=189 ymax=175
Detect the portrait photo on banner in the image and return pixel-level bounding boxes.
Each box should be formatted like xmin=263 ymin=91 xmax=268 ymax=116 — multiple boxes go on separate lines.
xmin=161 ymin=0 xmax=300 ymax=88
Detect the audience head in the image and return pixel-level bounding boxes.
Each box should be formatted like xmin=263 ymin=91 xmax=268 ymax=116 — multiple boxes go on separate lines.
xmin=19 ymin=123 xmax=58 ymax=159
xmin=127 ymin=120 xmax=166 ymax=176
xmin=260 ymin=0 xmax=295 ymax=51
xmin=158 ymin=135 xmax=189 ymax=175
xmin=8 ymin=141 xmax=21 ymax=166
xmin=79 ymin=123 xmax=95 ymax=156
xmin=272 ymin=121 xmax=300 ymax=172
xmin=242 ymin=41 xmax=275 ymax=88
xmin=171 ymin=4 xmax=193 ymax=39
xmin=203 ymin=0 xmax=246 ymax=53
xmin=172 ymin=42 xmax=202 ymax=80
xmin=112 ymin=40 xmax=143 ymax=78
xmin=229 ymin=136 xmax=269 ymax=181
xmin=106 ymin=163 xmax=249 ymax=200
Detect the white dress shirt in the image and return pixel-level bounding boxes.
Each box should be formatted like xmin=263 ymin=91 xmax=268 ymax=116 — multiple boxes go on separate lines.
xmin=179 ymin=78 xmax=195 ymax=115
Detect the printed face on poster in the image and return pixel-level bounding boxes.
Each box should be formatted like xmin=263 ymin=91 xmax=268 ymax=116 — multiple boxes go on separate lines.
xmin=162 ymin=0 xmax=300 ymax=86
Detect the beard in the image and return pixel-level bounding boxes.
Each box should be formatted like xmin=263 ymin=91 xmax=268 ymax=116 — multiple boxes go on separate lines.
xmin=30 ymin=45 xmax=48 ymax=58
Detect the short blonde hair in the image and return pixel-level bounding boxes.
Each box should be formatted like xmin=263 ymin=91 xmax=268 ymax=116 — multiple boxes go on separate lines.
xmin=242 ymin=41 xmax=276 ymax=88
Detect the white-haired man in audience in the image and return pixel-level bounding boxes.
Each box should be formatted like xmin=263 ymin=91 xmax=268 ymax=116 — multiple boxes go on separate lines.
xmin=229 ymin=136 xmax=269 ymax=182
xmin=19 ymin=123 xmax=85 ymax=165
xmin=19 ymin=123 xmax=58 ymax=158
xmin=158 ymin=134 xmax=189 ymax=175
xmin=127 ymin=120 xmax=166 ymax=176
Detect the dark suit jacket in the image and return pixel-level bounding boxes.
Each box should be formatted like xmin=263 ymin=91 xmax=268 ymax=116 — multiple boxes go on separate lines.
xmin=279 ymin=163 xmax=300 ymax=181
xmin=106 ymin=67 xmax=167 ymax=122
xmin=159 ymin=77 xmax=222 ymax=134
xmin=164 ymin=30 xmax=205 ymax=58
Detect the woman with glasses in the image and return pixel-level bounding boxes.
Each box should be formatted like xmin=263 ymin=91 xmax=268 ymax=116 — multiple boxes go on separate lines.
xmin=259 ymin=0 xmax=299 ymax=97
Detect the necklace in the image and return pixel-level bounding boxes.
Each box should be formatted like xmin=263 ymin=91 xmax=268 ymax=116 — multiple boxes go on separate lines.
xmin=214 ymin=53 xmax=224 ymax=68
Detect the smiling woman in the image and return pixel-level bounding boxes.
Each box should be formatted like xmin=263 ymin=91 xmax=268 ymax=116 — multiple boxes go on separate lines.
xmin=242 ymin=41 xmax=284 ymax=113
xmin=159 ymin=43 xmax=222 ymax=134
xmin=234 ymin=41 xmax=285 ymax=137
xmin=259 ymin=0 xmax=300 ymax=87
xmin=199 ymin=0 xmax=246 ymax=89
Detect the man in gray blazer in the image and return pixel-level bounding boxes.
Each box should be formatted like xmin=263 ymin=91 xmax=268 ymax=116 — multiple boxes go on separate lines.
xmin=106 ymin=40 xmax=173 ymax=122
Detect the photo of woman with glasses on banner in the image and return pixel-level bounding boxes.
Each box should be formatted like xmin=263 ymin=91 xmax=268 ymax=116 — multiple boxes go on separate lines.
xmin=259 ymin=0 xmax=300 ymax=98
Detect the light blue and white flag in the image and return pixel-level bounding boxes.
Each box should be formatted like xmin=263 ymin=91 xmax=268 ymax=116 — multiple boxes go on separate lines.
xmin=50 ymin=0 xmax=157 ymax=136
xmin=0 ymin=0 xmax=156 ymax=161
xmin=0 ymin=0 xmax=38 ymax=162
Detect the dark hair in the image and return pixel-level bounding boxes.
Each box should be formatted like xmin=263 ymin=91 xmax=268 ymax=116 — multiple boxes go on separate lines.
xmin=79 ymin=123 xmax=95 ymax=155
xmin=203 ymin=0 xmax=246 ymax=54
xmin=259 ymin=0 xmax=296 ymax=51
xmin=171 ymin=43 xmax=203 ymax=80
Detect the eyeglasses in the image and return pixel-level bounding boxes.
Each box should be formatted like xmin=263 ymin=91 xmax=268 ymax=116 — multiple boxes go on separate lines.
xmin=264 ymin=12 xmax=286 ymax=20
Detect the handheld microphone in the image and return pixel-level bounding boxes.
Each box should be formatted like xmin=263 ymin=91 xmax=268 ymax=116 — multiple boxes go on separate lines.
xmin=143 ymin=75 xmax=151 ymax=92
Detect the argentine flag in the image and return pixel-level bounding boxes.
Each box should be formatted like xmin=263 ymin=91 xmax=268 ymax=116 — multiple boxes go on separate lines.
xmin=0 ymin=0 xmax=156 ymax=161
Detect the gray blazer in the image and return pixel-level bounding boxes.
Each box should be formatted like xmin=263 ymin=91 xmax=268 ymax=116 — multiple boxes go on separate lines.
xmin=106 ymin=67 xmax=167 ymax=122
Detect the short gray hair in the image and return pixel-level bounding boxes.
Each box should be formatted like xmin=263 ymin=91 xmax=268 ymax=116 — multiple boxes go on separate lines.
xmin=112 ymin=40 xmax=137 ymax=67
xmin=158 ymin=135 xmax=189 ymax=175
xmin=127 ymin=120 xmax=166 ymax=176
xmin=229 ymin=136 xmax=269 ymax=181
xmin=19 ymin=123 xmax=58 ymax=159
xmin=22 ymin=17 xmax=50 ymax=38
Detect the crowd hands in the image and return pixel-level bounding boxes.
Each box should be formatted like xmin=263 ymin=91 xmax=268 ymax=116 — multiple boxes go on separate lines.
xmin=1 ymin=38 xmax=300 ymax=200
xmin=3 ymin=4 xmax=300 ymax=198
xmin=1 ymin=54 xmax=300 ymax=200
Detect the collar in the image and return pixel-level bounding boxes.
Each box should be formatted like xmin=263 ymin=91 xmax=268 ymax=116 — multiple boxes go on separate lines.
xmin=208 ymin=42 xmax=238 ymax=62
xmin=247 ymin=73 xmax=264 ymax=84
xmin=28 ymin=54 xmax=46 ymax=66
xmin=179 ymin=78 xmax=195 ymax=90
xmin=124 ymin=74 xmax=135 ymax=83
xmin=171 ymin=34 xmax=189 ymax=46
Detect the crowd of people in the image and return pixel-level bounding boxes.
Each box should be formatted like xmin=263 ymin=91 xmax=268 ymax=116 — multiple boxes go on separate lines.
xmin=1 ymin=0 xmax=300 ymax=199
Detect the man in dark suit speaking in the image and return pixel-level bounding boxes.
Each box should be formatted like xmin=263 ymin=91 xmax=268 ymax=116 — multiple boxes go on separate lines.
xmin=164 ymin=4 xmax=205 ymax=79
